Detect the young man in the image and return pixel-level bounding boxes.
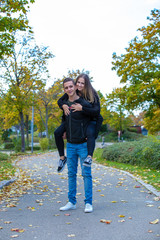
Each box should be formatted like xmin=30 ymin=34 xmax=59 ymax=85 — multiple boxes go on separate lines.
xmin=59 ymin=78 xmax=93 ymax=213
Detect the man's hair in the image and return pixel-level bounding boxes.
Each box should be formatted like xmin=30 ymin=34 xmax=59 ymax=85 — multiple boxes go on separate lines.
xmin=63 ymin=78 xmax=75 ymax=86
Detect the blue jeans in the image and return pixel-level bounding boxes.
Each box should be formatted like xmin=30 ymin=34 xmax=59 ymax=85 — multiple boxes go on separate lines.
xmin=67 ymin=142 xmax=92 ymax=205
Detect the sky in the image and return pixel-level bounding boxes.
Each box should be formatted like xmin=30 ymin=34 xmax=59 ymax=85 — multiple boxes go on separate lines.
xmin=28 ymin=0 xmax=160 ymax=96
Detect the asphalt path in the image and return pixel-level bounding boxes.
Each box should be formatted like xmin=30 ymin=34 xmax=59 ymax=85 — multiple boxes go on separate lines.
xmin=0 ymin=150 xmax=160 ymax=240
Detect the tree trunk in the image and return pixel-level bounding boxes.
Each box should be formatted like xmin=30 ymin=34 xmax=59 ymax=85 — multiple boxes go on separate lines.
xmin=45 ymin=105 xmax=49 ymax=139
xmin=25 ymin=114 xmax=29 ymax=148
xmin=19 ymin=111 xmax=25 ymax=152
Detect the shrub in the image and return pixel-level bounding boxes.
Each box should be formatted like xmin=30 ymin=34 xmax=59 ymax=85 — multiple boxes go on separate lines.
xmin=48 ymin=138 xmax=56 ymax=150
xmin=39 ymin=138 xmax=49 ymax=151
xmin=4 ymin=142 xmax=15 ymax=149
xmin=102 ymin=136 xmax=160 ymax=169
xmin=26 ymin=145 xmax=41 ymax=151
xmin=0 ymin=152 xmax=9 ymax=161
xmin=12 ymin=137 xmax=22 ymax=152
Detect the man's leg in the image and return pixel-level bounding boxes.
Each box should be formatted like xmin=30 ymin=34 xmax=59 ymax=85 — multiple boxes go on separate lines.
xmin=67 ymin=143 xmax=78 ymax=205
xmin=78 ymin=142 xmax=93 ymax=209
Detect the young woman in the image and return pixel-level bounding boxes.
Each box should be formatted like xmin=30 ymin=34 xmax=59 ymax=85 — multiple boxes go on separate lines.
xmin=54 ymin=73 xmax=103 ymax=172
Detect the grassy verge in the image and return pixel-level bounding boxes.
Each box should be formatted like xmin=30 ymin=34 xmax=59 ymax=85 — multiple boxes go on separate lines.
xmin=93 ymin=148 xmax=160 ymax=192
xmin=0 ymin=159 xmax=16 ymax=181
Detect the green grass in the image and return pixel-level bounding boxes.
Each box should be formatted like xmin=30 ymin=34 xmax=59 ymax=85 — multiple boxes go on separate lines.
xmin=0 ymin=159 xmax=16 ymax=181
xmin=93 ymin=148 xmax=160 ymax=192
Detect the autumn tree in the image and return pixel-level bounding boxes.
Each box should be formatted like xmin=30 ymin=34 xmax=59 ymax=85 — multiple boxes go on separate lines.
xmin=0 ymin=0 xmax=35 ymax=58
xmin=106 ymin=88 xmax=133 ymax=132
xmin=1 ymin=31 xmax=54 ymax=151
xmin=34 ymin=79 xmax=63 ymax=139
xmin=112 ymin=9 xmax=160 ymax=134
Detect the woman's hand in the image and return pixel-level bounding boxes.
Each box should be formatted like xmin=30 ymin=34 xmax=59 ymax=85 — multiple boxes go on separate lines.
xmin=71 ymin=103 xmax=82 ymax=112
xmin=62 ymin=104 xmax=70 ymax=115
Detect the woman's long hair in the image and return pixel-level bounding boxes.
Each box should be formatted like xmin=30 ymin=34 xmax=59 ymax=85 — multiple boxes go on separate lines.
xmin=75 ymin=74 xmax=98 ymax=103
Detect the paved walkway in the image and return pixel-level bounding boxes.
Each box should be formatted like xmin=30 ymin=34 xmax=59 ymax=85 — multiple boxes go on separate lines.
xmin=0 ymin=151 xmax=160 ymax=240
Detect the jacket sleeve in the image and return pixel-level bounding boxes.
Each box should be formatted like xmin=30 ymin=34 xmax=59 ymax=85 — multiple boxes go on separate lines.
xmin=82 ymin=96 xmax=100 ymax=117
xmin=57 ymin=93 xmax=69 ymax=109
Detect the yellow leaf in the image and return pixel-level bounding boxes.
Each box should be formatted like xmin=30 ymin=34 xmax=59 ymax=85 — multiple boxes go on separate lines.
xmin=118 ymin=215 xmax=125 ymax=218
xmin=149 ymin=219 xmax=159 ymax=224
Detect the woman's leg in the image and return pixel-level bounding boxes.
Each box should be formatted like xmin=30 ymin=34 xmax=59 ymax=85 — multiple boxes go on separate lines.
xmin=83 ymin=122 xmax=96 ymax=167
xmin=86 ymin=121 xmax=96 ymax=157
xmin=54 ymin=122 xmax=66 ymax=157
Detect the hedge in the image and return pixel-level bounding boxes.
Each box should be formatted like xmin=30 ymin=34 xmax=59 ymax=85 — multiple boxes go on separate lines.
xmin=102 ymin=136 xmax=160 ymax=169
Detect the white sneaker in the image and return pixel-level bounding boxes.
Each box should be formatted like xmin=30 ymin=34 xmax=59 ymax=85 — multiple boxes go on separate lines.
xmin=59 ymin=202 xmax=76 ymax=211
xmin=84 ymin=203 xmax=93 ymax=213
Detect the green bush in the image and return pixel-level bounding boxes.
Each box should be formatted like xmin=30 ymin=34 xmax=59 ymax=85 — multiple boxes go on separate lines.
xmin=12 ymin=137 xmax=22 ymax=152
xmin=0 ymin=152 xmax=9 ymax=161
xmin=4 ymin=142 xmax=15 ymax=149
xmin=48 ymin=138 xmax=56 ymax=150
xmin=26 ymin=145 xmax=41 ymax=151
xmin=127 ymin=127 xmax=138 ymax=133
xmin=39 ymin=138 xmax=49 ymax=151
xmin=102 ymin=136 xmax=160 ymax=169
xmin=100 ymin=130 xmax=144 ymax=142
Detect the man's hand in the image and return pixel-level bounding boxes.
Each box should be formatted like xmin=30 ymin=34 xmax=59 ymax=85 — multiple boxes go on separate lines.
xmin=71 ymin=103 xmax=82 ymax=112
xmin=62 ymin=104 xmax=70 ymax=115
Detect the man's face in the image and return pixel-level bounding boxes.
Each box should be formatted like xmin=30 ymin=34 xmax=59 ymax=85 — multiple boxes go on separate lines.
xmin=64 ymin=81 xmax=76 ymax=97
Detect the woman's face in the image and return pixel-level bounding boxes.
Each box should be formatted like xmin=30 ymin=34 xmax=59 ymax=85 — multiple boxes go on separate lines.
xmin=76 ymin=77 xmax=85 ymax=92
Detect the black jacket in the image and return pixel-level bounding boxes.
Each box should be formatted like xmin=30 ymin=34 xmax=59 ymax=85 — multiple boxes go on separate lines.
xmin=58 ymin=93 xmax=103 ymax=138
xmin=64 ymin=97 xmax=92 ymax=143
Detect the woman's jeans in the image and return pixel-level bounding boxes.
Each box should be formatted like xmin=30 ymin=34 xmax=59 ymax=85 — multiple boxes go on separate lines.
xmin=67 ymin=142 xmax=92 ymax=205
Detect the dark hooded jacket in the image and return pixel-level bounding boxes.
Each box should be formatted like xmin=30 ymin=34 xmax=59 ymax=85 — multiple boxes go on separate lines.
xmin=64 ymin=97 xmax=92 ymax=143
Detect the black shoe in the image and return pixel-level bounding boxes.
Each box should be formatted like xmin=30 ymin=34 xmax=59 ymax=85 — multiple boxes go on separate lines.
xmin=83 ymin=156 xmax=92 ymax=167
xmin=57 ymin=157 xmax=67 ymax=172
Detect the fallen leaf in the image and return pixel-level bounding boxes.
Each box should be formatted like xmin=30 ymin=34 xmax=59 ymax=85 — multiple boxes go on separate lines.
xmin=111 ymin=201 xmax=117 ymax=203
xmin=134 ymin=185 xmax=141 ymax=188
xmin=11 ymin=235 xmax=19 ymax=238
xmin=11 ymin=228 xmax=25 ymax=233
xmin=100 ymin=219 xmax=112 ymax=224
xmin=118 ymin=215 xmax=125 ymax=218
xmin=0 ymin=226 xmax=3 ymax=229
xmin=64 ymin=214 xmax=70 ymax=216
xmin=118 ymin=219 xmax=125 ymax=222
xmin=105 ymin=220 xmax=112 ymax=224
xmin=149 ymin=219 xmax=159 ymax=224
xmin=154 ymin=197 xmax=160 ymax=201
xmin=4 ymin=221 xmax=12 ymax=224
xmin=66 ymin=222 xmax=72 ymax=225
xmin=67 ymin=234 xmax=75 ymax=237
xmin=148 ymin=230 xmax=153 ymax=233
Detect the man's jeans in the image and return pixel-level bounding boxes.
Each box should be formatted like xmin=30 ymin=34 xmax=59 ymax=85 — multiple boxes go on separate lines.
xmin=67 ymin=142 xmax=92 ymax=205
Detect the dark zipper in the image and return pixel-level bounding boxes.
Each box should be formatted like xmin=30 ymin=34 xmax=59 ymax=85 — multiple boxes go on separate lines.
xmin=69 ymin=112 xmax=72 ymax=142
